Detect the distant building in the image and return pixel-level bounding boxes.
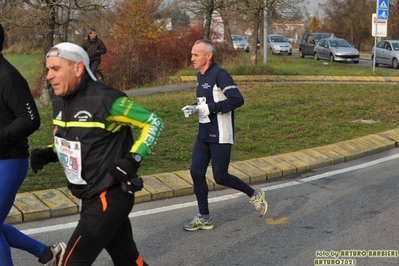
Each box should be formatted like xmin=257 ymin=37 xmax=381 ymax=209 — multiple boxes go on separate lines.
xmin=210 ymin=12 xmax=224 ymax=42
xmin=190 ymin=14 xmax=305 ymax=44
xmin=268 ymin=20 xmax=305 ymax=41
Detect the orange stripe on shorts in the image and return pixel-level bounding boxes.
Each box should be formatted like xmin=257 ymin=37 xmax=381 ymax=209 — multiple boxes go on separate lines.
xmin=63 ymin=235 xmax=82 ymax=266
xmin=99 ymin=190 xmax=108 ymax=212
xmin=136 ymin=254 xmax=145 ymax=266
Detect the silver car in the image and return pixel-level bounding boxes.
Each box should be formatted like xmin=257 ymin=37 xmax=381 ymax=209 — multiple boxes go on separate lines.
xmin=231 ymin=35 xmax=249 ymax=52
xmin=314 ymin=38 xmax=359 ymax=63
xmin=267 ymin=34 xmax=292 ymax=55
xmin=371 ymin=40 xmax=399 ymax=69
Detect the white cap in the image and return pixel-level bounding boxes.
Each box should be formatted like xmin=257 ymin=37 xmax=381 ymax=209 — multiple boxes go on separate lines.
xmin=46 ymin=42 xmax=97 ymax=81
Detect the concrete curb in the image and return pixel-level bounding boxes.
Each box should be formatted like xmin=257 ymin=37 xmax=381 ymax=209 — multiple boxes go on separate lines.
xmin=175 ymin=75 xmax=399 ymax=83
xmin=7 ymin=128 xmax=399 ymax=224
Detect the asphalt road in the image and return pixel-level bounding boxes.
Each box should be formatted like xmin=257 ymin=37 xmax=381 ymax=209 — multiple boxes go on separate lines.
xmin=12 ymin=51 xmax=399 ymax=265
xmin=11 ymin=148 xmax=399 ymax=266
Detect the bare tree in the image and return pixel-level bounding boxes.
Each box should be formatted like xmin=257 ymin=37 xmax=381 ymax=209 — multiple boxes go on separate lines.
xmin=320 ymin=0 xmax=374 ymax=50
xmin=385 ymin=0 xmax=399 ymax=39
xmin=178 ymin=0 xmax=209 ymax=38
xmin=0 ymin=0 xmax=112 ymax=105
xmin=179 ymin=0 xmax=305 ymax=64
xmin=237 ymin=0 xmax=305 ymax=64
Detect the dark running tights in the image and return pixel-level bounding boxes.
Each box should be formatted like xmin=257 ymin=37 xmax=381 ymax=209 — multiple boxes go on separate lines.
xmin=190 ymin=138 xmax=255 ymax=215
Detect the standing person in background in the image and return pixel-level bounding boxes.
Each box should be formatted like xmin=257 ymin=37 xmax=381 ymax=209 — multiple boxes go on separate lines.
xmin=0 ymin=23 xmax=66 ymax=266
xmin=181 ymin=39 xmax=268 ymax=232
xmin=30 ymin=42 xmax=163 ymax=265
xmin=81 ymin=28 xmax=107 ymax=74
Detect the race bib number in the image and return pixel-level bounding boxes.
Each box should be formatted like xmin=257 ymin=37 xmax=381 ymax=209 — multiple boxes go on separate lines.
xmin=197 ymin=96 xmax=210 ymax=123
xmin=54 ymin=136 xmax=87 ymax=185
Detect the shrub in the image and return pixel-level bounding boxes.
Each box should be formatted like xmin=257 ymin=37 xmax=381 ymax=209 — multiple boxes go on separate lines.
xmin=101 ymin=26 xmax=202 ymax=90
xmin=101 ymin=25 xmax=240 ymax=90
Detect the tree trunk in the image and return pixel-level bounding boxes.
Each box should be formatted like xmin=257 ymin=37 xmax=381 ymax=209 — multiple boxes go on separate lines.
xmin=220 ymin=11 xmax=233 ymax=49
xmin=39 ymin=1 xmax=56 ymax=106
xmin=202 ymin=0 xmax=215 ymax=39
xmin=250 ymin=10 xmax=261 ymax=64
xmin=203 ymin=8 xmax=213 ymax=39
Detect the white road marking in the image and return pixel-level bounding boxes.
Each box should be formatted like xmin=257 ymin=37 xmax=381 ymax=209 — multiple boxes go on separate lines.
xmin=22 ymin=153 xmax=399 ymax=235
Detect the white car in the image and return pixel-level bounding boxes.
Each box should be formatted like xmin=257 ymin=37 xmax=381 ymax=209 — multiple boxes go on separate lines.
xmin=267 ymin=34 xmax=292 ymax=55
xmin=314 ymin=38 xmax=359 ymax=63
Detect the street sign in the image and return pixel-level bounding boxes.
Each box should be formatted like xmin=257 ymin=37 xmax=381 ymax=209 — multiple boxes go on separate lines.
xmin=378 ymin=0 xmax=389 ymax=20
xmin=372 ymin=13 xmax=387 ymax=37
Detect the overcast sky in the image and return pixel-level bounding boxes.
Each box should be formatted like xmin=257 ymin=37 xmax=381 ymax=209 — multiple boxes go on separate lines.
xmin=308 ymin=0 xmax=327 ymax=14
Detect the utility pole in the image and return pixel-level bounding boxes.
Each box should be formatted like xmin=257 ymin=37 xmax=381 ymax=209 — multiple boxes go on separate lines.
xmin=373 ymin=1 xmax=378 ymax=73
xmin=263 ymin=1 xmax=268 ymax=64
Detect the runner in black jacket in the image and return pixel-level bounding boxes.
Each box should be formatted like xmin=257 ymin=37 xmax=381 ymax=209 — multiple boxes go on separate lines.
xmin=30 ymin=42 xmax=163 ymax=265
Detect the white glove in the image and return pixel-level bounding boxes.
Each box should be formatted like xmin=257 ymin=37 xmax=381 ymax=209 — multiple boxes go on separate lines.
xmin=197 ymin=104 xmax=210 ymax=117
xmin=181 ymin=105 xmax=198 ymax=118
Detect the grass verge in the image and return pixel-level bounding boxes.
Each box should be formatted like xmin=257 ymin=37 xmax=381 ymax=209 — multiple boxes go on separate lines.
xmin=7 ymin=53 xmax=399 ymax=192
xmin=5 ymin=54 xmax=42 ymax=88
xmin=21 ymin=82 xmax=399 ymax=192
xmin=177 ymin=54 xmax=397 ymax=77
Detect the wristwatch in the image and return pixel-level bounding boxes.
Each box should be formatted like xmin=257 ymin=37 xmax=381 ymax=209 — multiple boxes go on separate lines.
xmin=131 ymin=153 xmax=142 ymax=163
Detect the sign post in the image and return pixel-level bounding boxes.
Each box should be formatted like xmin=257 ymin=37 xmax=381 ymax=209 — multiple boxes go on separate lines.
xmin=373 ymin=0 xmax=389 ymax=72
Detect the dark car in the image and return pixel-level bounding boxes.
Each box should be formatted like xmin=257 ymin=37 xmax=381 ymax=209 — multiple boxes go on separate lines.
xmin=299 ymin=33 xmax=335 ymax=58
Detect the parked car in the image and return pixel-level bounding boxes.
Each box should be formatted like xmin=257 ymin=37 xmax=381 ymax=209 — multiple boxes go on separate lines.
xmin=267 ymin=34 xmax=292 ymax=55
xmin=299 ymin=32 xmax=335 ymax=58
xmin=314 ymin=38 xmax=359 ymax=63
xmin=231 ymin=34 xmax=249 ymax=52
xmin=371 ymin=40 xmax=399 ymax=69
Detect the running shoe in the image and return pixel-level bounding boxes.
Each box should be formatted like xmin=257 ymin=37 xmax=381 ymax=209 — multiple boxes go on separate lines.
xmin=183 ymin=214 xmax=214 ymax=231
xmin=250 ymin=188 xmax=268 ymax=217
xmin=44 ymin=242 xmax=67 ymax=266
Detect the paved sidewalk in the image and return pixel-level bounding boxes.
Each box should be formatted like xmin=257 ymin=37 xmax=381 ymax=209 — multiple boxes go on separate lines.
xmin=7 ymin=77 xmax=399 ymax=224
